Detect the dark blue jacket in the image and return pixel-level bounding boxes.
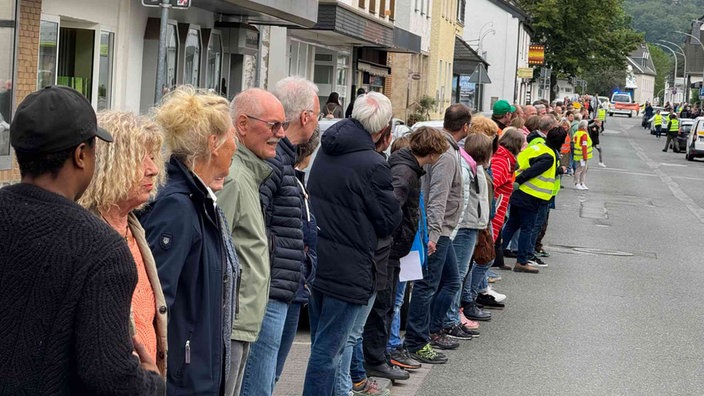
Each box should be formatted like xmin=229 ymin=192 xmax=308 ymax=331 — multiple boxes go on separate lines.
xmin=259 ymin=137 xmax=305 ymax=303
xmin=138 ymin=157 xmax=225 ymax=395
xmin=307 ymin=119 xmax=402 ymax=305
xmin=293 ymin=169 xmax=318 ymax=304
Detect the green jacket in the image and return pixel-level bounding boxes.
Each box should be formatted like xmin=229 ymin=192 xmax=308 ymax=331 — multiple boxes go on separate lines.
xmin=217 ymin=144 xmax=272 ymax=342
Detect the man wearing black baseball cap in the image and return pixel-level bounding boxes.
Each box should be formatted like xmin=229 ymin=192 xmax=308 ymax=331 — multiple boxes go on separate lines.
xmin=0 ymin=86 xmax=165 ymax=395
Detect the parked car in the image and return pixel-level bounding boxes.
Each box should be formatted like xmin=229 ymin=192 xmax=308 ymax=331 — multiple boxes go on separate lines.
xmin=668 ymin=118 xmax=694 ymax=153
xmin=685 ymin=116 xmax=704 ymax=161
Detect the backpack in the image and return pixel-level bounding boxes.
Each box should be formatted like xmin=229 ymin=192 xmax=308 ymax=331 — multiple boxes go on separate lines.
xmin=324 ymin=103 xmax=336 ymax=119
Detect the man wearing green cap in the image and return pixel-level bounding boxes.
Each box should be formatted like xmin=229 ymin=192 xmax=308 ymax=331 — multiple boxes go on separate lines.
xmin=492 ymin=99 xmax=515 ymax=132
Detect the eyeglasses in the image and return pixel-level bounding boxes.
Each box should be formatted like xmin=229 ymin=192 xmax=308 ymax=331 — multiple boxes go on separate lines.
xmin=246 ymin=115 xmax=289 ymax=132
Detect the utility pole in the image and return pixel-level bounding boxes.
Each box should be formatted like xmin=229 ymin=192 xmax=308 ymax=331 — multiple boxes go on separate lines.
xmin=155 ymin=0 xmax=171 ymax=103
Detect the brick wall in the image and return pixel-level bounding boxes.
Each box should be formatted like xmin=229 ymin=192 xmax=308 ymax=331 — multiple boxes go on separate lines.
xmin=0 ymin=0 xmax=41 ymax=184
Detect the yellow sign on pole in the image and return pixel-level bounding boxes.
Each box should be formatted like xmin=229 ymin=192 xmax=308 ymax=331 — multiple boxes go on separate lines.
xmin=517 ymin=67 xmax=534 ymax=79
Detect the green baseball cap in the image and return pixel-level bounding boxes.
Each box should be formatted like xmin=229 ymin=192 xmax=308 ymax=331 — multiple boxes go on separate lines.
xmin=492 ymin=100 xmax=516 ymax=116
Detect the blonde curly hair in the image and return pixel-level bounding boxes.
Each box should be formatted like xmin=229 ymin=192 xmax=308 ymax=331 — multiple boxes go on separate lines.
xmin=79 ymin=111 xmax=165 ymax=211
xmin=154 ymin=85 xmax=232 ymax=169
xmin=469 ymin=116 xmax=499 ymax=137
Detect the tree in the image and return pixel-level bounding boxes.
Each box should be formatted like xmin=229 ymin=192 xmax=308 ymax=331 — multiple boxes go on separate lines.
xmin=517 ymin=0 xmax=644 ymax=100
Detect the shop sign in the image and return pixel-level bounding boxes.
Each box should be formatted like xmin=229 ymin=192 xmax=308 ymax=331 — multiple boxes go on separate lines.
xmin=142 ymin=0 xmax=191 ymax=9
xmin=528 ymin=45 xmax=545 ymax=66
xmin=517 ymin=67 xmax=533 ymax=79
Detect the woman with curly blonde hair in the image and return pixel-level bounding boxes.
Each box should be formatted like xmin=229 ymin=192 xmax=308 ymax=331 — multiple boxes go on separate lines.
xmin=138 ymin=86 xmax=239 ymax=395
xmin=79 ymin=111 xmax=168 ymax=377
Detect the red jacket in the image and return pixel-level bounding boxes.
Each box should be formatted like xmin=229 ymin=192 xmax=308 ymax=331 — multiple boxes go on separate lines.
xmin=490 ymin=145 xmax=517 ymax=241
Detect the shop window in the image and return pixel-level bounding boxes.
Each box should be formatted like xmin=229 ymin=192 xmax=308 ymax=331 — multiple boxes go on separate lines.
xmin=38 ymin=20 xmax=58 ymax=89
xmin=0 ymin=0 xmax=15 ymax=167
xmin=97 ymin=31 xmax=114 ymax=111
xmin=184 ymin=28 xmax=200 ymax=86
xmin=57 ymin=27 xmax=95 ymax=100
xmin=166 ymin=24 xmax=178 ymax=90
xmin=205 ymin=32 xmax=222 ymax=93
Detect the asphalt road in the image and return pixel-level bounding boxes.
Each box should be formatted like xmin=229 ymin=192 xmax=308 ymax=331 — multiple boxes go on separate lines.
xmin=275 ymin=115 xmax=704 ymax=395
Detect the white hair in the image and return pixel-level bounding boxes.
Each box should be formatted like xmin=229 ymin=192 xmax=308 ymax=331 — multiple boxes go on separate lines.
xmin=578 ymin=119 xmax=588 ymax=130
xmin=574 ymin=112 xmax=583 ymax=121
xmin=272 ymin=76 xmax=319 ymax=121
xmin=352 ymin=92 xmax=393 ymax=135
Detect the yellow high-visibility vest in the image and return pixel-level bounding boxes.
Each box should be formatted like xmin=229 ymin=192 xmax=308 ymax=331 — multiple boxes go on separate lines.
xmin=515 ymin=143 xmax=556 ymax=201
xmin=572 ymin=130 xmax=593 ymax=161
xmin=654 ymin=114 xmax=662 ymax=126
xmin=669 ymin=118 xmax=680 ymax=132
xmin=597 ymin=108 xmax=606 ymax=121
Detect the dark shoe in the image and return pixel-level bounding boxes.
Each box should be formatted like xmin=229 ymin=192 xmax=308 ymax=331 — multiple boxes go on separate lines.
xmin=476 ymin=293 xmax=505 ymax=310
xmin=443 ymin=324 xmax=473 ymax=340
xmin=410 ymin=343 xmax=448 ymax=364
xmin=389 ymin=347 xmax=422 ymax=370
xmin=503 ymin=249 xmax=517 ymax=258
xmin=430 ymin=332 xmax=460 ymax=350
xmin=662 ymin=149 xmax=667 ymax=152
xmin=458 ymin=322 xmax=480 ymax=337
xmin=462 ymin=304 xmax=492 ymax=321
xmin=535 ymin=248 xmax=550 ymax=257
xmin=514 ymin=262 xmax=539 ymax=273
xmin=364 ymin=362 xmax=410 ymax=381
xmin=528 ymin=257 xmax=548 ymax=267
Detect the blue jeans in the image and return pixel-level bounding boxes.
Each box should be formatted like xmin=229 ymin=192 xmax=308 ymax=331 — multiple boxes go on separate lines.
xmin=445 ymin=228 xmax=478 ymax=328
xmin=303 ymin=290 xmax=364 ymax=396
xmin=386 ymin=281 xmax=407 ymax=351
xmin=275 ymin=302 xmax=303 ymax=382
xmin=335 ymin=292 xmax=376 ymax=395
xmin=404 ymin=236 xmax=460 ymax=352
xmin=241 ymin=299 xmax=289 ymax=396
xmin=530 ymin=202 xmax=550 ymax=255
xmin=468 ymin=260 xmax=493 ymax=305
xmin=501 ymin=204 xmax=539 ymax=264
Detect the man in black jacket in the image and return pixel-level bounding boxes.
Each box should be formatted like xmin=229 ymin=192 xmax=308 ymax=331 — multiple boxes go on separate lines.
xmin=0 ymin=86 xmax=163 ymax=395
xmin=303 ymin=92 xmax=402 ymax=395
xmin=239 ymin=77 xmax=320 ymax=395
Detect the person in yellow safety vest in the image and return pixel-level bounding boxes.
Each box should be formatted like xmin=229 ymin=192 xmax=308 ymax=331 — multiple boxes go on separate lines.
xmin=663 ymin=112 xmax=679 ymax=153
xmin=597 ymin=108 xmax=606 ymax=121
xmin=572 ymin=120 xmax=592 ymax=190
xmin=653 ymin=110 xmax=663 ymax=138
xmin=500 ymin=129 xmax=558 ymax=274
xmin=527 ymin=127 xmax=570 ymax=263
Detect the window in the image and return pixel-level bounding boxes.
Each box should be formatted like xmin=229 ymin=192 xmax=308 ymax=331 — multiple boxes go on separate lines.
xmin=205 ymin=32 xmax=222 ymax=93
xmin=390 ymin=0 xmax=396 ymax=20
xmin=369 ymin=0 xmax=376 ymax=14
xmin=97 ymin=31 xmax=114 ymax=110
xmin=165 ymin=24 xmax=178 ymax=91
xmin=0 ymin=0 xmax=15 ymax=167
xmin=57 ymin=27 xmax=95 ymax=100
xmin=38 ymin=20 xmax=58 ymax=89
xmin=184 ymin=28 xmax=200 ymax=86
xmin=457 ymin=0 xmax=466 ymax=24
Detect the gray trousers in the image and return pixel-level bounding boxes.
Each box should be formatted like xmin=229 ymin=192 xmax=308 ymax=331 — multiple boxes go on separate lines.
xmin=224 ymin=340 xmax=250 ymax=396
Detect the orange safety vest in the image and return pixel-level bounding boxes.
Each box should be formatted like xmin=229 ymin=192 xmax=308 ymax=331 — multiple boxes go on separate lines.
xmin=560 ymin=133 xmax=571 ymax=154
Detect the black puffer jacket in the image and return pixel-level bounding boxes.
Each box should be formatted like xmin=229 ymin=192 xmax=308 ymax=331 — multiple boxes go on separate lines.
xmin=259 ymin=136 xmax=305 ymax=303
xmin=388 ymin=147 xmax=424 ymax=260
xmin=308 ymin=119 xmax=402 ymax=305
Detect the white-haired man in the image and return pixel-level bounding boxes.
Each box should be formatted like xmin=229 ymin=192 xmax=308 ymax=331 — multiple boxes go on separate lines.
xmin=238 ymin=78 xmax=320 ymax=396
xmin=303 ymin=92 xmax=402 ymax=395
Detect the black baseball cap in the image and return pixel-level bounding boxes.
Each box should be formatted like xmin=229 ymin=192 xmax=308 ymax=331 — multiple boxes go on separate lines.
xmin=10 ymin=85 xmax=113 ymax=154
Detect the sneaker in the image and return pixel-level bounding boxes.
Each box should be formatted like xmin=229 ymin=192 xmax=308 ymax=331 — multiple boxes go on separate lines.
xmin=476 ymin=293 xmax=505 ymax=309
xmin=487 ymin=274 xmax=501 ymax=283
xmin=486 ymin=286 xmax=507 ymax=303
xmin=410 ymin=343 xmax=448 ymax=364
xmin=351 ymin=378 xmax=391 ymax=396
xmin=503 ymin=249 xmax=518 ymax=258
xmin=598 ymin=162 xmax=606 ymax=168
xmin=459 ymin=310 xmax=480 ymax=330
xmin=514 ymin=262 xmax=539 ymax=273
xmin=527 ymin=257 xmax=548 ymax=267
xmin=388 ymin=347 xmax=422 ymax=370
xmin=443 ymin=324 xmax=473 ymax=340
xmin=535 ymin=248 xmax=550 ymax=257
xmin=574 ymin=183 xmax=585 ymax=190
xmin=364 ymin=362 xmax=410 ymax=381
xmin=458 ymin=322 xmax=480 ymax=337
xmin=430 ymin=332 xmax=460 ymax=350
xmin=581 ymin=184 xmax=589 ymax=190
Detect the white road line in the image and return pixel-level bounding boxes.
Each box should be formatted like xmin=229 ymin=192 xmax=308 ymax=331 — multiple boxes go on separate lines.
xmin=627 ymin=129 xmax=704 ymax=224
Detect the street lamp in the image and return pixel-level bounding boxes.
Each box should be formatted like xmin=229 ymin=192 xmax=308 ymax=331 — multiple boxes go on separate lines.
xmin=660 ymin=40 xmax=688 ymax=100
xmin=654 ymin=43 xmax=680 ymax=103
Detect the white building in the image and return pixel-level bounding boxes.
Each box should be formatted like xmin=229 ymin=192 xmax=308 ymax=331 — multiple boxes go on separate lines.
xmin=627 ymin=44 xmax=657 ymax=105
xmin=460 ymin=0 xmax=531 ymax=111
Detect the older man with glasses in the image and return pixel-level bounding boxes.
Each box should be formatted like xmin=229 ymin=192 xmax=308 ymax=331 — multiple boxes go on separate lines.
xmin=218 ymin=87 xmax=285 ymax=396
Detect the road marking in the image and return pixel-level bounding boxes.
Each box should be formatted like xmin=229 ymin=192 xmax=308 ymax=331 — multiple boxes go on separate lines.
xmin=659 ymin=163 xmax=687 ymax=167
xmin=628 ymin=132 xmax=704 ymax=224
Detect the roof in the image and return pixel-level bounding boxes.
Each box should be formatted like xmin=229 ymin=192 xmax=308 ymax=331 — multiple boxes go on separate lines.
xmin=628 ymin=44 xmax=657 ymax=76
xmin=453 ymin=36 xmax=489 ymax=76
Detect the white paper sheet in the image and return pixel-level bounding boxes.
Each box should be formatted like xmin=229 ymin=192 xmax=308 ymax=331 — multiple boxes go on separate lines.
xmin=399 ymin=250 xmax=423 ymax=282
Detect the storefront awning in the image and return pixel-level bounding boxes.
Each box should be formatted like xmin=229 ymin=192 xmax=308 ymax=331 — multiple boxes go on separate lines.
xmin=358 ymin=60 xmax=391 ymax=77
xmin=194 ymin=0 xmax=319 ymax=28
xmin=453 ymin=36 xmax=488 ymax=75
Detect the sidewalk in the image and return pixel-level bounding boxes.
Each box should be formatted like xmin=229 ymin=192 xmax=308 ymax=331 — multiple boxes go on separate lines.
xmin=274 ymin=331 xmax=432 ymax=396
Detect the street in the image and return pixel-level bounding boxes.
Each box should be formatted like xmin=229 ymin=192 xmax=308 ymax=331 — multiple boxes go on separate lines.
xmin=275 ymin=115 xmax=704 ymax=395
